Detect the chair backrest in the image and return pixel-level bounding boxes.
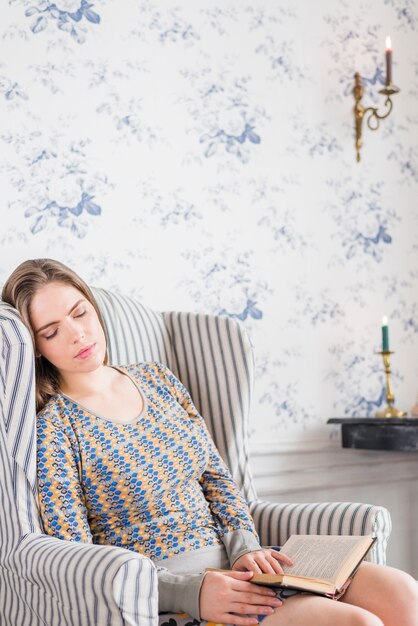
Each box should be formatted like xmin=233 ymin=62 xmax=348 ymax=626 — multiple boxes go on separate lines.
xmin=0 ymin=304 xmax=42 ymax=543
xmin=161 ymin=310 xmax=257 ymax=502
xmin=0 ymin=287 xmax=258 ymax=545
xmin=92 ymin=288 xmax=174 ymax=366
xmin=0 ymin=364 xmax=21 ymax=556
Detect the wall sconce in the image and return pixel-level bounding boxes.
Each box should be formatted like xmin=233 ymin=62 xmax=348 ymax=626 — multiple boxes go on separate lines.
xmin=353 ymin=37 xmax=400 ymax=162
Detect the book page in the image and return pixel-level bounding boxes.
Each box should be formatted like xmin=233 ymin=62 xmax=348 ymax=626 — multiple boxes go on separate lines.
xmin=280 ymin=535 xmax=368 ymax=584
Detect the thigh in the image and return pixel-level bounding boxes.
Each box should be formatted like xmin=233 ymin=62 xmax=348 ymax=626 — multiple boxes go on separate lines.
xmin=341 ymin=562 xmax=385 ymax=609
xmin=341 ymin=560 xmax=418 ymax=620
xmin=260 ymin=592 xmax=377 ymax=626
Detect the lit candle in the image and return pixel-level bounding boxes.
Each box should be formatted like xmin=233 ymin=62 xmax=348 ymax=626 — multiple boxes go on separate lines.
xmin=385 ymin=36 xmax=392 ymax=86
xmin=381 ymin=316 xmax=389 ymax=352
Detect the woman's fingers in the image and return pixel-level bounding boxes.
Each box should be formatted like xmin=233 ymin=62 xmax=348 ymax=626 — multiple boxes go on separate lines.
xmin=247 ymin=557 xmax=264 ymax=574
xmin=246 ymin=550 xmax=285 ymax=574
xmin=264 ymin=552 xmax=284 ymax=574
xmin=228 ymin=579 xmax=282 ymax=609
xmin=200 ymin=571 xmax=282 ymax=624
xmin=255 ymin=554 xmax=276 ymax=574
xmin=232 ymin=549 xmax=294 ymax=575
xmin=230 ymin=580 xmax=282 ymax=605
xmin=233 ymin=593 xmax=283 ymax=609
xmin=222 ymin=569 xmax=254 ymax=578
xmin=270 ymin=549 xmax=294 ymax=566
xmin=221 ymin=615 xmax=259 ymax=626
xmin=233 ymin=603 xmax=279 ymax=616
xmin=231 ymin=580 xmax=277 ymax=598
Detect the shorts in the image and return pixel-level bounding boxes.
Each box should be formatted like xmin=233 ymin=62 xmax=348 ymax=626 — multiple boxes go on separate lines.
xmin=257 ymin=587 xmax=302 ymax=621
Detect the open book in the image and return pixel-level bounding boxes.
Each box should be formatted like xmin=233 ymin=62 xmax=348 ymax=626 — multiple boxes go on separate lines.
xmin=209 ymin=534 xmax=376 ymax=599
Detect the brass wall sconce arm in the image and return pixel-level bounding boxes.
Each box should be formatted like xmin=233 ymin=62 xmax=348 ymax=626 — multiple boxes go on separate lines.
xmin=353 ymin=72 xmax=400 ymax=162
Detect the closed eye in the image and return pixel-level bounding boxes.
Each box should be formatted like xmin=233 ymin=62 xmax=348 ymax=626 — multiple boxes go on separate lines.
xmin=44 ymin=311 xmax=85 ymax=339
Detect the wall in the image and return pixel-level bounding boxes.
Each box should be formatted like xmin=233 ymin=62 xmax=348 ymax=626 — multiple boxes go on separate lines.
xmin=1 ymin=0 xmax=418 ymax=574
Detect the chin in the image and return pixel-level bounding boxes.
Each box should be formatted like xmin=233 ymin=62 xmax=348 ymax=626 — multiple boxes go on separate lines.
xmin=89 ymin=352 xmax=107 ymax=369
xmin=74 ymin=347 xmax=106 ymax=371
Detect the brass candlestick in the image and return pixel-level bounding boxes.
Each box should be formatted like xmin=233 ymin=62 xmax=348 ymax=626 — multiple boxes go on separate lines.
xmin=375 ymin=351 xmax=407 ymax=418
xmin=353 ymin=72 xmax=400 ymax=162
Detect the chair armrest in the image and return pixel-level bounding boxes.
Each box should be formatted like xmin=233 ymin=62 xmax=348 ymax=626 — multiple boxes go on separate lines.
xmin=13 ymin=533 xmax=158 ymax=626
xmin=249 ymin=500 xmax=392 ymax=565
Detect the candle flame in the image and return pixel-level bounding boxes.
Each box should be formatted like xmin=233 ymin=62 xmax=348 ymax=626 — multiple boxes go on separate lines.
xmin=386 ymin=35 xmax=392 ymax=49
xmin=382 ymin=316 xmax=388 ymax=325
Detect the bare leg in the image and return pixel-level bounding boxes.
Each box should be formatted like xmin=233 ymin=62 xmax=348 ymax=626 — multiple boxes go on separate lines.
xmin=260 ymin=561 xmax=418 ymax=626
xmin=261 ymin=593 xmax=383 ymax=626
xmin=341 ymin=562 xmax=418 ymax=626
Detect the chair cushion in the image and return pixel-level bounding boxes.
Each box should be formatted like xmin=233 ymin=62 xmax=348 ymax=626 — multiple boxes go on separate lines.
xmin=0 ymin=302 xmax=41 ymax=534
xmin=92 ymin=287 xmax=174 ymax=367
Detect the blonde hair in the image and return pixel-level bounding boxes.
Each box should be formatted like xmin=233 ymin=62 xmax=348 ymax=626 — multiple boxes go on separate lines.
xmin=2 ymin=258 xmax=109 ymax=412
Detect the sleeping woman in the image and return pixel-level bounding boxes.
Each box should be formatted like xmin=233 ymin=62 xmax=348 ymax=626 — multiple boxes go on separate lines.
xmin=3 ymin=257 xmax=418 ymax=626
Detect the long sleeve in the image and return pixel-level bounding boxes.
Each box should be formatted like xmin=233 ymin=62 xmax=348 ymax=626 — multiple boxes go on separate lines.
xmin=161 ymin=365 xmax=262 ymax=565
xmin=37 ymin=413 xmax=93 ymax=542
xmin=156 ymin=569 xmax=206 ymax=618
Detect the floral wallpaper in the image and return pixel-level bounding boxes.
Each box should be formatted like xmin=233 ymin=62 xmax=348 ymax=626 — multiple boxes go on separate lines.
xmin=1 ymin=0 xmax=418 ymax=445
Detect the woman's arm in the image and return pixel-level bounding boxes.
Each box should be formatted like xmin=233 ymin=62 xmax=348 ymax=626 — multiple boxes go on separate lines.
xmin=37 ymin=413 xmax=93 ymax=542
xmin=160 ymin=365 xmax=263 ymax=565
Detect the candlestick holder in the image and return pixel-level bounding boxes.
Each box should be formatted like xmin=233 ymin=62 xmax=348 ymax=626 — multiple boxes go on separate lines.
xmin=353 ymin=72 xmax=400 ymax=162
xmin=375 ymin=351 xmax=407 ymax=418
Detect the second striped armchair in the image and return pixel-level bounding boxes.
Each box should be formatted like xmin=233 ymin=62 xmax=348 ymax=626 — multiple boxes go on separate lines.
xmin=0 ymin=287 xmax=392 ymax=626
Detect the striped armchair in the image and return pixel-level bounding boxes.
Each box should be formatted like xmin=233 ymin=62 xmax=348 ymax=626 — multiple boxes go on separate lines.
xmin=0 ymin=288 xmax=392 ymax=626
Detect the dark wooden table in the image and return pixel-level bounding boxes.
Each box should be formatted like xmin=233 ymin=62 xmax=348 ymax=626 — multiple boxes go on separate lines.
xmin=328 ymin=417 xmax=418 ymax=451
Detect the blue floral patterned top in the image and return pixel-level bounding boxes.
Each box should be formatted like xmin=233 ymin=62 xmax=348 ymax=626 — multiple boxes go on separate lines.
xmin=36 ymin=362 xmax=261 ymax=617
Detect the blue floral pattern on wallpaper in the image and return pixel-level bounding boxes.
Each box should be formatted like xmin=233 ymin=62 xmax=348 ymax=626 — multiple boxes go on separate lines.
xmin=24 ymin=0 xmax=100 ymax=43
xmin=1 ymin=0 xmax=418 ymax=439
xmin=25 ymin=191 xmax=101 ymax=237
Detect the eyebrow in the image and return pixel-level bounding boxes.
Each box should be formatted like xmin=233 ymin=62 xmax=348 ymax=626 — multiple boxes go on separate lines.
xmin=35 ymin=299 xmax=86 ymax=334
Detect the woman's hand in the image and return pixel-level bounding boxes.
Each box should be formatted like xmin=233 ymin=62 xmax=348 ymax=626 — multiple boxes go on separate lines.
xmin=232 ymin=548 xmax=294 ymax=575
xmin=199 ymin=570 xmax=283 ymax=625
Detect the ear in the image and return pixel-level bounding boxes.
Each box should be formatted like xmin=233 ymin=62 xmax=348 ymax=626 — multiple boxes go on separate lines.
xmin=35 ymin=351 xmax=42 ymax=358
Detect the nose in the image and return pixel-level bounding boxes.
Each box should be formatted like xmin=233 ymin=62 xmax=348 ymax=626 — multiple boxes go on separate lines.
xmin=66 ymin=318 xmax=85 ymax=343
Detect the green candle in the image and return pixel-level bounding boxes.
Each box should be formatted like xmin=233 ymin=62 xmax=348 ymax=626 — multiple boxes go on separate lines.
xmin=382 ymin=316 xmax=389 ymax=352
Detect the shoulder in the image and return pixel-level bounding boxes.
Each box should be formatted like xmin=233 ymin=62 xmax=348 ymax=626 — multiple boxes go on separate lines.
xmin=37 ymin=394 xmax=63 ymax=419
xmin=37 ymin=395 xmax=81 ymax=456
xmin=120 ymin=361 xmax=186 ymax=399
xmin=121 ymin=361 xmax=177 ymax=386
xmin=37 ymin=394 xmax=72 ymax=432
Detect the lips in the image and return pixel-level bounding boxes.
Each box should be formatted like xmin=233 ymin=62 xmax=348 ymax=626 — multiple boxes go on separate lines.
xmin=75 ymin=344 xmax=95 ymax=359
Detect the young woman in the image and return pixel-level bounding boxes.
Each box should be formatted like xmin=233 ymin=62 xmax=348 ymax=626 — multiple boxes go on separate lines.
xmin=3 ymin=258 xmax=418 ymax=626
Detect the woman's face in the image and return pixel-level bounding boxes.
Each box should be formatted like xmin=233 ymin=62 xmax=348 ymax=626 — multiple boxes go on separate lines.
xmin=29 ymin=281 xmax=107 ymax=378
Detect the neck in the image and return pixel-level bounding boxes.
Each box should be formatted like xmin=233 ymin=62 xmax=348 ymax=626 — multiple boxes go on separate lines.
xmin=59 ymin=364 xmax=112 ymax=398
